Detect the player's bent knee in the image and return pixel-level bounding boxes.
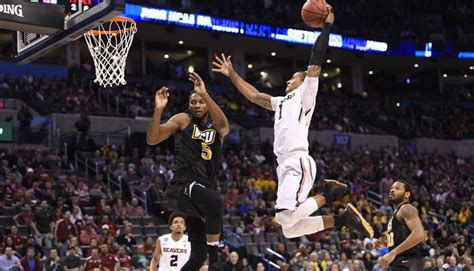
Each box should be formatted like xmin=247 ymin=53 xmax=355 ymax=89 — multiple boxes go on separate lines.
xmin=275 ymin=210 xmax=294 ymax=227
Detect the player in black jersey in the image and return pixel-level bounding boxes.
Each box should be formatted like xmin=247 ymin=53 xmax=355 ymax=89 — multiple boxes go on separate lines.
xmin=374 ymin=180 xmax=425 ymax=270
xmin=146 ymin=72 xmax=229 ymax=271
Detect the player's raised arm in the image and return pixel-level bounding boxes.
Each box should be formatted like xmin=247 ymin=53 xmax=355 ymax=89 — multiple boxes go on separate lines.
xmin=188 ymin=72 xmax=229 ymax=138
xmin=213 ymin=53 xmax=274 ymax=111
xmin=146 ymin=87 xmax=189 ymax=145
xmin=149 ymin=238 xmax=162 ymax=271
xmin=301 ymin=5 xmax=334 ymax=110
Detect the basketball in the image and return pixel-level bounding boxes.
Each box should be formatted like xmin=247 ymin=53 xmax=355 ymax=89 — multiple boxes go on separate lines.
xmin=301 ymin=0 xmax=330 ymax=28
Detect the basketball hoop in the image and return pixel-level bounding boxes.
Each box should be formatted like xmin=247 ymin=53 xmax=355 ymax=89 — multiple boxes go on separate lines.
xmin=84 ymin=16 xmax=137 ymax=87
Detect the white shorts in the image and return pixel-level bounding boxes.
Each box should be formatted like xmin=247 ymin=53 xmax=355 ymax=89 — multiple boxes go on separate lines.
xmin=275 ymin=153 xmax=317 ymax=211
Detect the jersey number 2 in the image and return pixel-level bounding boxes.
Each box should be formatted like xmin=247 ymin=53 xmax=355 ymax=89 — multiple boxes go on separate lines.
xmin=170 ymin=255 xmax=178 ymax=267
xmin=201 ymin=143 xmax=212 ymax=160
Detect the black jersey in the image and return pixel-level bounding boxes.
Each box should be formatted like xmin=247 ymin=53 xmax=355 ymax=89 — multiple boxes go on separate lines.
xmin=386 ymin=203 xmax=420 ymax=259
xmin=173 ymin=115 xmax=222 ymax=189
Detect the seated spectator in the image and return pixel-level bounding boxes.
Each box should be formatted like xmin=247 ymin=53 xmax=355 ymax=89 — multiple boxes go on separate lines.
xmin=127 ymin=198 xmax=146 ymax=217
xmin=99 ymin=244 xmax=118 ymax=271
xmin=115 ymin=223 xmax=136 ymax=251
xmin=131 ymin=245 xmax=149 ymax=269
xmin=13 ymin=204 xmax=34 ymax=226
xmin=223 ymin=251 xmax=242 ymax=271
xmin=5 ymin=226 xmax=23 ymax=250
xmin=20 ymin=247 xmax=42 ymax=271
xmin=116 ymin=246 xmax=133 ymax=270
xmin=143 ymin=236 xmax=155 ymax=258
xmin=61 ymin=246 xmax=81 ymax=271
xmin=80 ymin=222 xmax=98 ymax=246
xmin=44 ymin=248 xmax=62 ymax=271
xmin=19 ymin=235 xmax=44 ymax=259
xmin=84 ymin=248 xmax=102 ymax=271
xmin=0 ymin=247 xmax=22 ymax=271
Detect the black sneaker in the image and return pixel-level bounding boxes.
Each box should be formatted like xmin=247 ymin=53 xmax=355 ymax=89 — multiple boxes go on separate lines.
xmin=323 ymin=179 xmax=348 ymax=205
xmin=339 ymin=203 xmax=374 ymax=238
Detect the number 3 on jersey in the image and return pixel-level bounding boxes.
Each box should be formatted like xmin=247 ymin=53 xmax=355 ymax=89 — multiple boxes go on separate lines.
xmin=201 ymin=143 xmax=212 ymax=160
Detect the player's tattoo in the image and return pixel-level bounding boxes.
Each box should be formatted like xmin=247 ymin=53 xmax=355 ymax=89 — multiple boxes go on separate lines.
xmin=254 ymin=93 xmax=273 ymax=111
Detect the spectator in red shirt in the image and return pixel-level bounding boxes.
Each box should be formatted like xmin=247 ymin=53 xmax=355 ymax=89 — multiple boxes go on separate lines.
xmin=84 ymin=248 xmax=102 ymax=271
xmin=143 ymin=236 xmax=154 ymax=258
xmin=80 ymin=222 xmax=98 ymax=245
xmin=54 ymin=211 xmax=77 ymax=246
xmin=6 ymin=225 xmax=24 ymax=249
xmin=100 ymin=244 xmax=118 ymax=271
xmin=99 ymin=215 xmax=117 ymax=236
xmin=13 ymin=204 xmax=34 ymax=226
xmin=116 ymin=246 xmax=133 ymax=270
xmin=20 ymin=247 xmax=42 ymax=271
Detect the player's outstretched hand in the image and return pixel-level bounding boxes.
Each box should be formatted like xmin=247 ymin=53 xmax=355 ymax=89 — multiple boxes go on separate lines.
xmin=212 ymin=53 xmax=234 ymax=77
xmin=326 ymin=4 xmax=334 ymax=25
xmin=154 ymin=87 xmax=169 ymax=110
xmin=188 ymin=72 xmax=207 ymax=95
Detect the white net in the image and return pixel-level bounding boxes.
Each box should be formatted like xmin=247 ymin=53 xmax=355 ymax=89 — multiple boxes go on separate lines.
xmin=84 ymin=16 xmax=137 ymax=87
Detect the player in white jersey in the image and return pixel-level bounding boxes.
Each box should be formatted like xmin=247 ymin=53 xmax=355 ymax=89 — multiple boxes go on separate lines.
xmin=213 ymin=7 xmax=373 ymax=240
xmin=149 ymin=212 xmax=191 ymax=271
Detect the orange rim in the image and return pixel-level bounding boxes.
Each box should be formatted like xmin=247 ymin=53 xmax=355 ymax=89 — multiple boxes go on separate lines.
xmin=87 ymin=16 xmax=136 ymax=36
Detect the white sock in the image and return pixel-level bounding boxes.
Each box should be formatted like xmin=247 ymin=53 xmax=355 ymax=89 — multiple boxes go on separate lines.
xmin=282 ymin=216 xmax=325 ymax=239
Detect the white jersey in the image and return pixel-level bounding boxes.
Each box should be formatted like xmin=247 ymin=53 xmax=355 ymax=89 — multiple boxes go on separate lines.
xmin=270 ymin=77 xmax=319 ymax=160
xmin=158 ymin=234 xmax=190 ymax=271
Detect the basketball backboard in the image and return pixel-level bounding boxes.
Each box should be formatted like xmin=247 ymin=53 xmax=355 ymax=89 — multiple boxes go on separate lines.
xmin=14 ymin=0 xmax=124 ymax=64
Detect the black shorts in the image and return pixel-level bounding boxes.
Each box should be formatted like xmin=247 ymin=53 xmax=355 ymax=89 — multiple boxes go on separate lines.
xmin=389 ymin=256 xmax=424 ymax=271
xmin=166 ymin=177 xmax=222 ymax=242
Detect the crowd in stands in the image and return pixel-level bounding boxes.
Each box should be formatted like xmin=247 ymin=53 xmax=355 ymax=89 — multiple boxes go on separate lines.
xmin=84 ymin=131 xmax=474 ymax=270
xmin=128 ymin=0 xmax=474 ymax=49
xmin=2 ymin=72 xmax=473 ymax=140
xmin=0 ymin=148 xmax=158 ymax=271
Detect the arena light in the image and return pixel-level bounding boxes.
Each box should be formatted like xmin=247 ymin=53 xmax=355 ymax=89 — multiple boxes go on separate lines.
xmin=337 ymin=83 xmax=342 ymax=88
xmin=443 ymin=74 xmax=447 ymax=78
xmin=323 ymin=73 xmax=328 ymax=77
xmin=464 ymin=74 xmax=468 ymax=78
xmin=396 ymin=102 xmax=400 ymax=107
xmin=178 ymin=40 xmax=184 ymax=44
xmin=414 ymin=64 xmax=419 ymax=68
xmin=470 ymin=66 xmax=474 ymax=70
xmin=368 ymin=70 xmax=374 ymax=75
xmin=248 ymin=64 xmax=253 ymax=69
xmin=188 ymin=66 xmax=194 ymax=73
xmin=271 ymin=52 xmax=277 ymax=56
xmin=326 ymin=59 xmax=331 ymax=63
xmin=458 ymin=52 xmax=474 ymax=59
xmin=163 ymin=54 xmax=169 ymax=59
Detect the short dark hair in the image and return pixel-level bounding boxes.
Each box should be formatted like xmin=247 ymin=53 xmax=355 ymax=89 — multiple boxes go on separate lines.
xmin=395 ymin=179 xmax=413 ymax=199
xmin=168 ymin=212 xmax=187 ymax=226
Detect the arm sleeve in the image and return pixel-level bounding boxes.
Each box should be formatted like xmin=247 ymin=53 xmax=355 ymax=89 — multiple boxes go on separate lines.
xmin=270 ymin=96 xmax=284 ymax=111
xmin=300 ymin=77 xmax=319 ymax=110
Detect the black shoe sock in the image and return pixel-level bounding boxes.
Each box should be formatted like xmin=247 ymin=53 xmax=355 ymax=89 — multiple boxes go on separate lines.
xmin=334 ymin=213 xmax=346 ymax=228
xmin=207 ymin=245 xmax=219 ymax=266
